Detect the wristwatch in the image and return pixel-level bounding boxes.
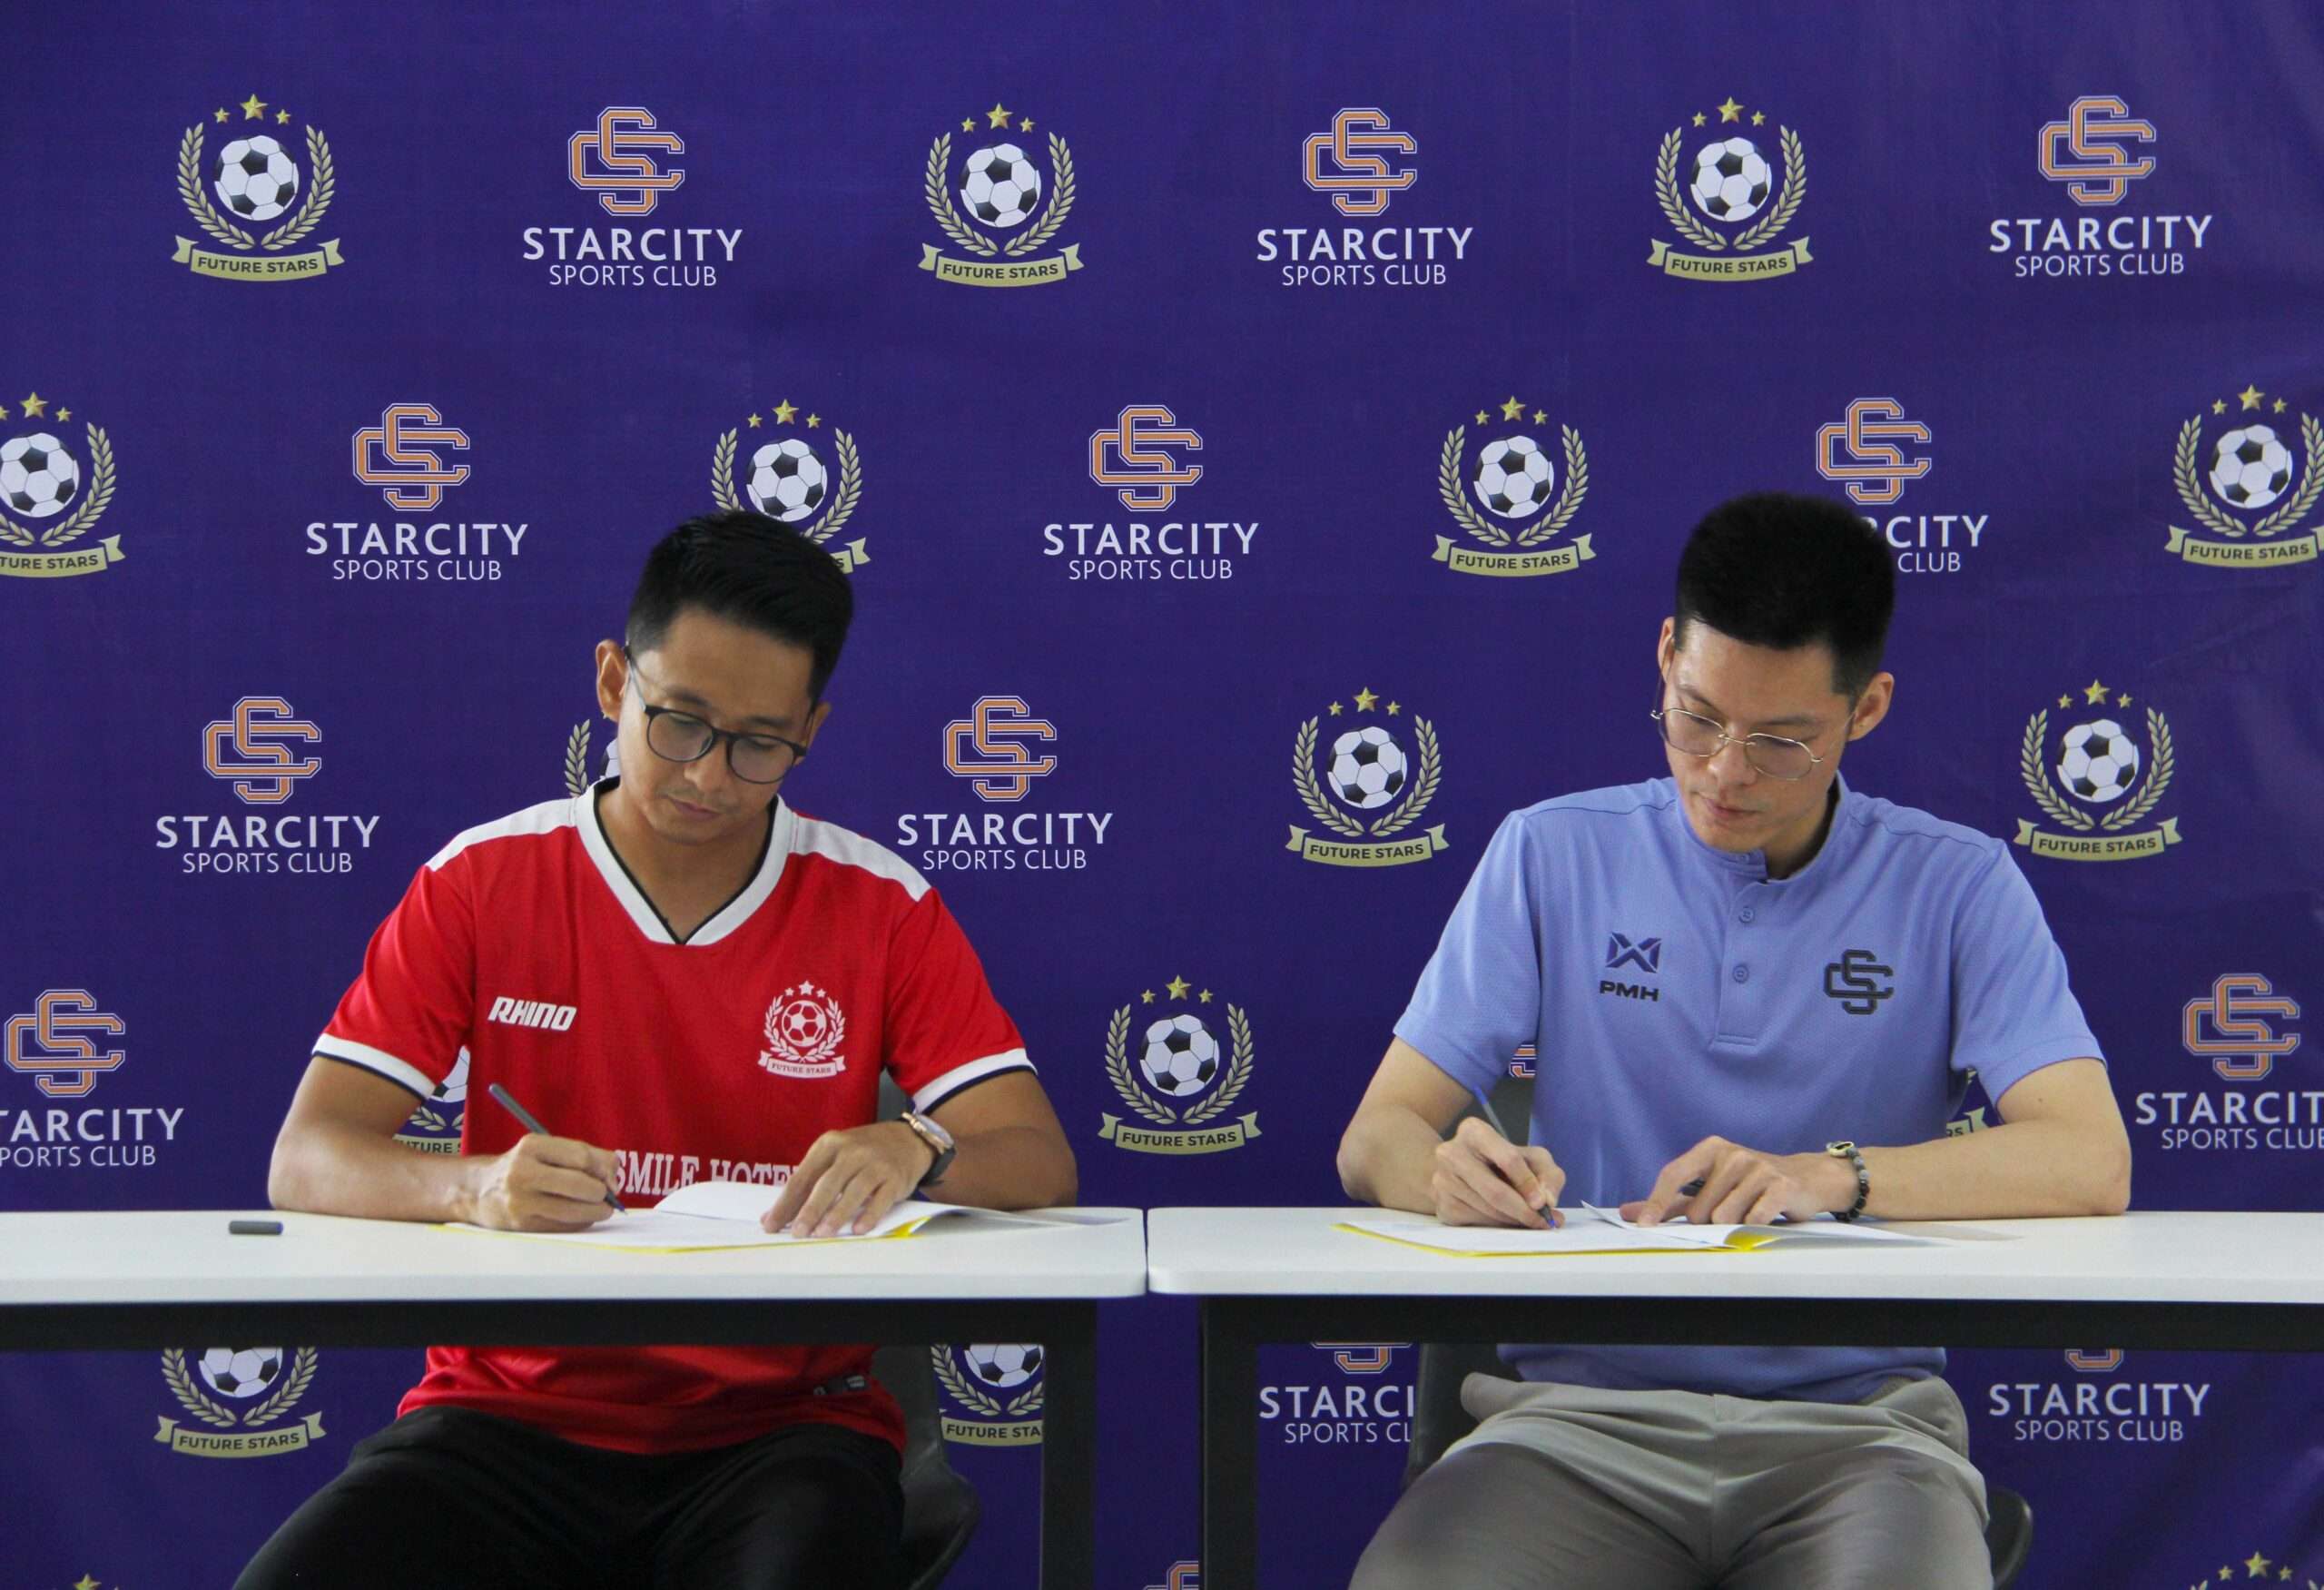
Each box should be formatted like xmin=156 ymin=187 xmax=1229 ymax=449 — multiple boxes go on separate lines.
xmin=1826 ymin=1141 xmax=1869 ymax=1223
xmin=898 ymin=1111 xmax=957 ymax=1189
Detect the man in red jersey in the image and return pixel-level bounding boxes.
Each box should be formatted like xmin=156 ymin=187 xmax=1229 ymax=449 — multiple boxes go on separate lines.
xmin=240 ymin=510 xmax=1077 ymax=1589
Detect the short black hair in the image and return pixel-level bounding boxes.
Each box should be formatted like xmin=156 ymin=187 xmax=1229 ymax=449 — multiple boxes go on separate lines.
xmin=625 ymin=510 xmax=853 ymax=700
xmin=1673 ymin=492 xmax=1895 ymax=696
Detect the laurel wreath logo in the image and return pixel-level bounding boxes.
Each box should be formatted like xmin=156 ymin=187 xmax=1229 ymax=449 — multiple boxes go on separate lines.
xmin=564 ymin=722 xmax=595 ymax=798
xmin=408 ymin=1105 xmax=450 ymax=1133
xmin=176 ymin=124 xmax=335 ymax=252
xmin=1654 ymin=124 xmax=1805 ymax=253
xmin=761 ymin=985 xmax=846 ymax=1072
xmin=923 ymin=132 xmax=1076 ymax=258
xmin=1293 ymin=716 xmax=1443 ymax=840
xmin=1437 ymin=424 xmax=1589 ymax=549
xmin=1104 ymin=1002 xmax=1256 ymax=1126
xmin=162 ymin=1348 xmax=317 ymax=1430
xmin=2174 ymin=411 xmax=2324 ymax=540
xmin=0 ymin=423 xmax=114 ymax=550
xmin=931 ymin=1347 xmax=1045 ymax=1420
xmin=2019 ymin=706 xmax=2175 ymax=834
xmin=712 ymin=428 xmax=864 ymax=548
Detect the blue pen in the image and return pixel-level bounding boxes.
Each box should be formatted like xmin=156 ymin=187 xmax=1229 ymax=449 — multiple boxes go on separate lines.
xmin=487 ymin=1082 xmax=628 ymax=1213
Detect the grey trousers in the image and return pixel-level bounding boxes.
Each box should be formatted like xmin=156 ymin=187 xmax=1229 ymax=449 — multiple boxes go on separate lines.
xmin=1350 ymin=1376 xmax=1991 ymax=1590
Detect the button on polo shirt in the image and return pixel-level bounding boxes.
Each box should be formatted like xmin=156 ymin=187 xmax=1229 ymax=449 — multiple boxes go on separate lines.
xmin=1395 ymin=775 xmax=2103 ymax=1403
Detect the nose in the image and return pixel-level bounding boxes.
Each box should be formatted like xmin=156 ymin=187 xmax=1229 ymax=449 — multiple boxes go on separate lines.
xmin=682 ymin=742 xmax=738 ymax=804
xmin=1706 ymin=736 xmax=1758 ymax=789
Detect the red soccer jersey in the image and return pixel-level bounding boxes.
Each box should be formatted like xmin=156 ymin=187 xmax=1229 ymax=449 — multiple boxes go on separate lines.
xmin=314 ymin=783 xmax=1033 ymax=1455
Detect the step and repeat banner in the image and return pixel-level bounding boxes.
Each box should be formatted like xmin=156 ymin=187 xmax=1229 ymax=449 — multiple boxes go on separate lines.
xmin=5 ymin=3 xmax=2322 ymax=1585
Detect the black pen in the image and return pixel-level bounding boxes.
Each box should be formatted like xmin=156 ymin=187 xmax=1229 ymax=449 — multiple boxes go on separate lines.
xmin=487 ymin=1082 xmax=628 ymax=1213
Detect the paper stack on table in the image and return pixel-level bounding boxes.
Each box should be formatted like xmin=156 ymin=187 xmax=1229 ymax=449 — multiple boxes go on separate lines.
xmin=442 ymin=1180 xmax=1116 ymax=1253
xmin=1338 ymin=1204 xmax=1953 ymax=1258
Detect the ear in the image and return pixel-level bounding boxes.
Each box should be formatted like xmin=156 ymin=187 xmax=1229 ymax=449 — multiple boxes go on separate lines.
xmin=594 ymin=641 xmax=626 ymax=723
xmin=1846 ymin=672 xmax=1896 ymax=740
xmin=1656 ymin=616 xmax=1677 ymax=675
xmin=803 ymin=696 xmax=833 ymax=750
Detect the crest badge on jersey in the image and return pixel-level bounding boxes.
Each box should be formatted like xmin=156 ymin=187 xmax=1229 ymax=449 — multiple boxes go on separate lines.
xmin=920 ymin=104 xmax=1082 ymax=286
xmin=172 ymin=93 xmax=342 ymax=280
xmin=1287 ymin=686 xmax=1448 ymax=866
xmin=2013 ymin=678 xmax=2181 ymax=862
xmin=708 ymin=397 xmax=868 ymax=571
xmin=0 ymin=390 xmax=123 ymax=579
xmin=932 ymin=1343 xmax=1045 ymax=1447
xmin=1099 ymin=974 xmax=1258 ymax=1156
xmin=1433 ymin=394 xmax=1591 ymax=577
xmin=155 ymin=1346 xmax=326 ymax=1457
xmin=1648 ymin=97 xmax=1810 ymax=281
xmin=758 ymin=983 xmax=848 ymax=1079
xmin=2163 ymin=383 xmax=2321 ymax=568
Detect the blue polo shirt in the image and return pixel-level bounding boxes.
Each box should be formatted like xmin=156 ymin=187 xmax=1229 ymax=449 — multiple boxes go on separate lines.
xmin=1394 ymin=775 xmax=2102 ymax=1403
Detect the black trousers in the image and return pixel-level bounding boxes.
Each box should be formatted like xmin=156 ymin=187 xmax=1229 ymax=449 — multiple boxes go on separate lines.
xmin=236 ymin=1407 xmax=905 ymax=1590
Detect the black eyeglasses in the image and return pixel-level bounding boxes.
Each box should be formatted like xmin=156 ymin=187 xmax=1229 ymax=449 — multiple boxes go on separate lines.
xmin=623 ymin=647 xmax=811 ymax=785
xmin=1649 ymin=672 xmax=1837 ymax=781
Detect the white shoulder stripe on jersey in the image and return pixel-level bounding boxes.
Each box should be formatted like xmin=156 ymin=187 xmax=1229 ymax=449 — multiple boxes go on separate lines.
xmin=427 ymin=795 xmax=578 ymax=872
xmin=791 ymin=815 xmax=932 ymax=902
xmin=312 ymin=1033 xmax=438 ymax=1101
xmin=912 ymin=1048 xmax=1035 ymax=1114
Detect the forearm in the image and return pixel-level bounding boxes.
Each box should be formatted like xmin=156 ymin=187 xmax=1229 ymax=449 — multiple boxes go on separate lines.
xmin=1831 ymin=1116 xmax=2130 ymax=1221
xmin=1337 ymin=1104 xmax=1447 ymax=1213
xmin=268 ymin=1113 xmax=482 ymax=1223
xmin=922 ymin=1122 xmax=1077 ymax=1210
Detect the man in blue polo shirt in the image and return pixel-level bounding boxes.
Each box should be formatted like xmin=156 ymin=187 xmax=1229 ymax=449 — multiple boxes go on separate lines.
xmin=1339 ymin=493 xmax=2130 ymax=1589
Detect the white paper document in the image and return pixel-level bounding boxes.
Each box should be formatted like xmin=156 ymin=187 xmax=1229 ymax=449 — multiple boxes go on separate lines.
xmin=442 ymin=1180 xmax=1119 ymax=1253
xmin=1338 ymin=1205 xmax=1954 ymax=1258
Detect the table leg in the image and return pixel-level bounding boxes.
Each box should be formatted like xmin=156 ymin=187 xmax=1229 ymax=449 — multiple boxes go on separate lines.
xmin=1039 ymin=1301 xmax=1099 ymax=1590
xmin=1199 ymin=1299 xmax=1261 ymax=1589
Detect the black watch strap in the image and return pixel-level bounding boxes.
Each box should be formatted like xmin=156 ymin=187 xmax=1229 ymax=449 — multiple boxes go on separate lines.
xmin=900 ymin=1111 xmax=956 ymax=1189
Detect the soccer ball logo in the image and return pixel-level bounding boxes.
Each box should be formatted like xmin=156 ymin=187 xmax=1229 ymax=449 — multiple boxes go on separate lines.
xmin=195 ymin=1345 xmax=284 ymax=1398
xmin=2058 ymin=719 xmax=2141 ymax=803
xmin=1140 ymin=1014 xmax=1221 ymax=1097
xmin=1329 ymin=726 xmax=1408 ymax=810
xmin=214 ymin=135 xmax=300 ymax=222
xmin=1471 ymin=435 xmax=1554 ymax=518
xmin=746 ymin=439 xmax=827 ymax=524
xmin=775 ymin=994 xmax=832 ymax=1050
xmin=963 ymin=1343 xmax=1042 ymax=1390
xmin=0 ymin=433 xmax=79 ymax=518
xmin=961 ymin=144 xmax=1041 ymax=228
xmin=432 ymin=1049 xmax=470 ymax=1108
xmin=2209 ymin=425 xmax=2293 ymax=510
xmin=1689 ymin=137 xmax=1771 ymax=222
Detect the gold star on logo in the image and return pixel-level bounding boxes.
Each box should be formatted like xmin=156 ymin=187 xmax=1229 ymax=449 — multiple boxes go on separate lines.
xmin=17 ymin=392 xmax=47 ymax=419
xmin=1354 ymin=686 xmax=1379 ymax=712
xmin=1385 ymin=701 xmax=1402 ymax=715
xmin=1166 ymin=975 xmax=1190 ymax=1001
xmin=277 ymin=108 xmax=292 ymax=124
xmin=1500 ymin=396 xmax=1524 ymax=420
xmin=1197 ymin=989 xmax=1213 ymax=1003
xmin=1531 ymin=409 xmax=1547 ymax=424
xmin=1327 ymin=701 xmax=1344 ymax=716
xmin=2057 ymin=695 xmax=2071 ymax=708
xmin=987 ymin=103 xmax=1012 ymax=129
xmin=772 ymin=399 xmax=798 ymax=424
xmin=240 ymin=93 xmax=268 ymax=120
xmin=2239 ymin=385 xmax=2265 ymax=411
xmin=1140 ymin=989 xmax=1156 ymax=1004
xmin=2247 ymin=1553 xmax=2271 ymax=1577
xmin=805 ymin=414 xmax=822 ymax=428
xmin=961 ymin=117 xmax=976 ymax=132
xmin=2083 ymin=678 xmax=2111 ymax=705
xmin=2275 ymin=398 xmax=2289 ymax=413
xmin=2117 ymin=692 xmax=2132 ymax=706
xmin=1751 ymin=110 xmax=1767 ymax=126
xmin=1717 ymin=96 xmax=1744 ymax=123
xmin=1019 ymin=116 xmax=1036 ymax=132
xmin=2212 ymin=400 xmax=2228 ymax=415
xmin=1474 ymin=409 xmax=1489 ymax=424
xmin=213 ymin=107 xmax=230 ymax=123
xmin=745 ymin=413 xmax=762 ymax=429
xmin=1690 ymin=112 xmax=1706 ymax=128
xmin=54 ymin=407 xmax=68 ymax=421
xmin=74 ymin=1577 xmax=100 ymax=1590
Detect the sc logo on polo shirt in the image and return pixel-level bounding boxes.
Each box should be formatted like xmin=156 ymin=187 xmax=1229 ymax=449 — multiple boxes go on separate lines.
xmin=1823 ymin=950 xmax=1896 ymax=1014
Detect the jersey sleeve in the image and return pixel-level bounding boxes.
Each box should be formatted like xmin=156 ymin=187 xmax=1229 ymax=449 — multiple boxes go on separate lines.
xmin=1393 ymin=811 xmax=1544 ymax=1098
xmin=1948 ymin=845 xmax=2104 ymax=1108
xmin=882 ymin=888 xmax=1032 ymax=1113
xmin=312 ymin=854 xmax=476 ymax=1099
